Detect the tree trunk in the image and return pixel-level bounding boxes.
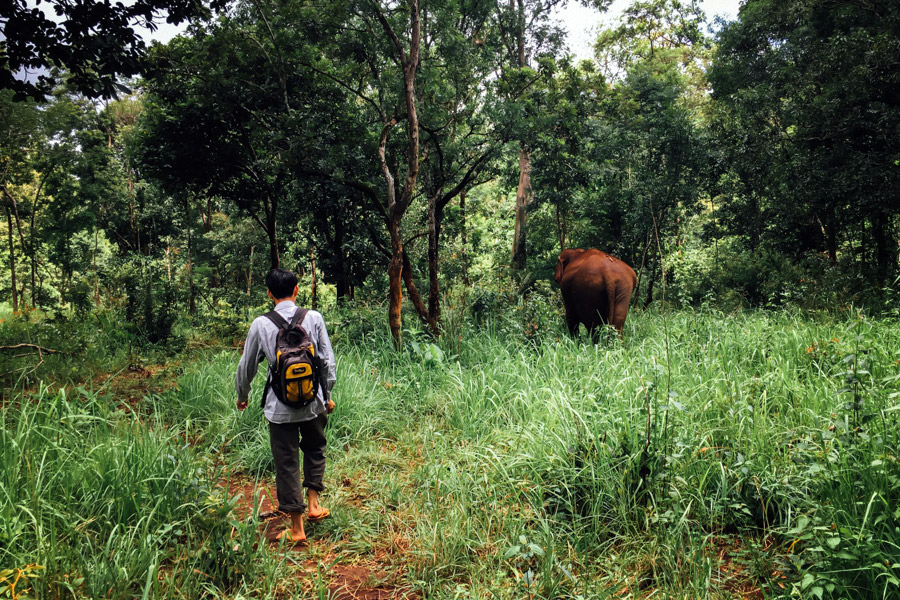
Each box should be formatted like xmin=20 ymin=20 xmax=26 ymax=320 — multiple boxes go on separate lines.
xmin=555 ymin=195 xmax=567 ymax=254
xmin=184 ymin=198 xmax=195 ymax=316
xmin=93 ymin=228 xmax=100 ymax=305
xmin=819 ymin=207 xmax=838 ymax=265
xmin=247 ymin=245 xmax=255 ymax=297
xmin=511 ymin=147 xmax=532 ymax=270
xmin=5 ymin=207 xmax=17 ymax=312
xmin=374 ymin=0 xmax=422 ymax=348
xmin=267 ymin=218 xmax=279 ymax=270
xmin=870 ymin=211 xmax=895 ymax=285
xmin=402 ymin=249 xmax=439 ymax=336
xmin=460 ymin=191 xmax=469 ymax=287
xmin=204 ymin=197 xmax=213 ymax=233
xmin=6 ymin=191 xmax=30 ymax=308
xmin=310 ymin=246 xmax=318 ymax=310
xmin=633 ymin=230 xmax=652 ymax=308
xmin=30 ymin=248 xmax=37 ymax=308
xmin=28 ymin=207 xmax=36 ymax=308
xmin=516 ymin=0 xmax=526 ymax=67
xmin=427 ymin=191 xmax=441 ymax=326
xmin=332 ymin=216 xmax=350 ymax=300
xmin=126 ymin=162 xmax=138 ymax=252
xmin=642 ymin=247 xmax=657 ymax=310
xmin=28 ymin=172 xmax=51 ymax=309
xmin=509 ymin=0 xmax=530 ymax=272
xmin=263 ymin=195 xmax=280 ymax=270
xmin=388 ymin=225 xmax=404 ymax=348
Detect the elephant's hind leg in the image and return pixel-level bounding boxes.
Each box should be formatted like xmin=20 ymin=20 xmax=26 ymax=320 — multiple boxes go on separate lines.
xmin=610 ymin=283 xmax=633 ymax=336
xmin=565 ymin=313 xmax=580 ymax=336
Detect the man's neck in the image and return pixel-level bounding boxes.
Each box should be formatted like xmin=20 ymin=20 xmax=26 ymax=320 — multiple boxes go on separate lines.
xmin=272 ymin=298 xmax=295 ymax=305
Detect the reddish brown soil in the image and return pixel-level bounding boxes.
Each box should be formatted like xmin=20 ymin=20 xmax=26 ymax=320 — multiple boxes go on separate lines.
xmin=221 ymin=475 xmax=421 ymax=600
xmin=93 ymin=362 xmax=175 ymax=413
xmin=708 ymin=535 xmax=776 ymax=600
xmin=325 ymin=564 xmax=418 ymax=600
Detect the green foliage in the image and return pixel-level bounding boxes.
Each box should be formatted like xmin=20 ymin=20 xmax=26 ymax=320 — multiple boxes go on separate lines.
xmin=709 ymin=0 xmax=900 ymax=284
xmin=0 ymin=385 xmax=277 ymax=598
xmin=0 ymin=308 xmax=133 ymax=395
xmin=4 ymin=309 xmax=900 ymax=597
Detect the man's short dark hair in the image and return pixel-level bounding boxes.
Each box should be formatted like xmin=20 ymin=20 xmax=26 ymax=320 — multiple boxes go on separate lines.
xmin=266 ymin=268 xmax=298 ymax=299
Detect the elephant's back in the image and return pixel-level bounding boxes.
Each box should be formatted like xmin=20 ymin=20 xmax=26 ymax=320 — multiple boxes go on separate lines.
xmin=571 ymin=251 xmax=634 ymax=280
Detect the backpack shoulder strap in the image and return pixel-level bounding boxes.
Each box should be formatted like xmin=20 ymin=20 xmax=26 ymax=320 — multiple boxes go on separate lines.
xmin=290 ymin=308 xmax=309 ymax=328
xmin=263 ymin=310 xmax=289 ymax=329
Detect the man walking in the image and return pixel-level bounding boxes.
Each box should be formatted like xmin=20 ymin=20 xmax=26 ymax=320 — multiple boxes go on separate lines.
xmin=236 ymin=268 xmax=336 ymax=543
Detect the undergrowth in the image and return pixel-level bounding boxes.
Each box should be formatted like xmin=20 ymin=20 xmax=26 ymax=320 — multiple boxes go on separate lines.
xmin=2 ymin=308 xmax=899 ymax=598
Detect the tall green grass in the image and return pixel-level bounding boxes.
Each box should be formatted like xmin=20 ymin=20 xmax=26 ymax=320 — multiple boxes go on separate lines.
xmin=3 ymin=308 xmax=898 ymax=598
xmin=0 ymin=384 xmax=293 ymax=599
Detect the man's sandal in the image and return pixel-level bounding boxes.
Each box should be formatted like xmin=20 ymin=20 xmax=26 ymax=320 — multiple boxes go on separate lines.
xmin=306 ymin=508 xmax=330 ymax=522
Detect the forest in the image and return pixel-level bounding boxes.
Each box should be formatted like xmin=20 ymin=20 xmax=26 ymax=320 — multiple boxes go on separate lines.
xmin=1 ymin=0 xmax=899 ymax=598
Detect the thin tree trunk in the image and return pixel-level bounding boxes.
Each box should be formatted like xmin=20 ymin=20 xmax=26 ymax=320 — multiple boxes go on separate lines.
xmin=204 ymin=197 xmax=213 ymax=233
xmin=334 ymin=218 xmax=349 ymax=299
xmin=555 ymin=195 xmax=567 ymax=254
xmin=127 ymin=162 xmax=138 ymax=252
xmin=5 ymin=207 xmax=17 ymax=312
xmin=185 ymin=198 xmax=195 ymax=316
xmin=511 ymin=147 xmax=532 ymax=270
xmin=4 ymin=190 xmax=29 ymax=308
xmin=247 ymin=245 xmax=255 ymax=297
xmin=378 ymin=119 xmax=405 ymax=346
xmin=460 ymin=190 xmax=469 ymax=287
xmin=510 ymin=0 xmax=530 ymax=272
xmin=427 ymin=191 xmax=441 ymax=326
xmin=30 ymin=248 xmax=36 ymax=308
xmin=820 ymin=207 xmax=838 ymax=265
xmin=29 ymin=201 xmax=37 ymax=308
xmin=643 ymin=250 xmax=657 ymax=310
xmin=634 ymin=230 xmax=652 ymax=308
xmin=402 ymin=250 xmax=438 ymax=335
xmin=265 ymin=198 xmax=280 ymax=269
xmin=380 ymin=120 xmax=405 ymax=347
xmin=93 ymin=228 xmax=100 ymax=305
xmin=310 ymin=246 xmax=318 ymax=310
xmin=28 ymin=172 xmax=51 ymax=309
xmin=374 ymin=0 xmax=422 ymax=348
xmin=516 ymin=0 xmax=526 ymax=67
xmin=871 ymin=211 xmax=894 ymax=285
xmin=388 ymin=225 xmax=404 ymax=347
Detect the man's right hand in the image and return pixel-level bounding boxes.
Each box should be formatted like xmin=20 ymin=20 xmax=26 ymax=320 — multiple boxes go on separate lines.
xmin=326 ymin=398 xmax=335 ymax=414
xmin=237 ymin=398 xmax=248 ymax=411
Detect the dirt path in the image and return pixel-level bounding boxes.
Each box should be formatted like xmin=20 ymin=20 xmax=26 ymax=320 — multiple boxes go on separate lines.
xmin=221 ymin=476 xmax=420 ymax=600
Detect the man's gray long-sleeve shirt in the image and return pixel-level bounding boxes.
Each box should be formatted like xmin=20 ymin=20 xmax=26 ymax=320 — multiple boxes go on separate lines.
xmin=235 ymin=301 xmax=336 ymax=423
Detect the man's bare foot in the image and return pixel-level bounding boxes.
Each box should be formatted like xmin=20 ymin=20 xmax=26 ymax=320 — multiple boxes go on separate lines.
xmin=276 ymin=512 xmax=306 ymax=544
xmin=275 ymin=528 xmax=307 ymax=544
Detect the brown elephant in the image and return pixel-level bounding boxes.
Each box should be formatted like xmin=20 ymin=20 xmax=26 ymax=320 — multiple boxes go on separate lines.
xmin=554 ymin=248 xmax=637 ymax=337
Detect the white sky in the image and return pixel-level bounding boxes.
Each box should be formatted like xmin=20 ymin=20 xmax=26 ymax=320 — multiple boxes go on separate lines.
xmin=11 ymin=0 xmax=740 ymax=87
xmin=146 ymin=0 xmax=743 ymax=57
xmin=558 ymin=0 xmax=742 ymax=60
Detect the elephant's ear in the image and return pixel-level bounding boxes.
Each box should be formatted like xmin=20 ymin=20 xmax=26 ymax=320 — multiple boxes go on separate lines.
xmin=555 ymin=258 xmax=566 ymax=284
xmin=555 ymin=249 xmax=582 ymax=283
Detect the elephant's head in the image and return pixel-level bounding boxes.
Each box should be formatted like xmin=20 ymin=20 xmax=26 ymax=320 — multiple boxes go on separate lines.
xmin=555 ymin=248 xmax=585 ymax=284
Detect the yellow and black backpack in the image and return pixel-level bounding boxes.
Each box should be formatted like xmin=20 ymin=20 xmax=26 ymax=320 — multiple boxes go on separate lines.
xmin=261 ymin=309 xmax=325 ymax=409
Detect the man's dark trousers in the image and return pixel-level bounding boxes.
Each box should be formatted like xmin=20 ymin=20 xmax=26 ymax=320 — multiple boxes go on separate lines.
xmin=268 ymin=413 xmax=328 ymax=513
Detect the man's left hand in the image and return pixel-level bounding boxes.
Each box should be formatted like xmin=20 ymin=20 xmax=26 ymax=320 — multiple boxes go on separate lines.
xmin=237 ymin=398 xmax=248 ymax=411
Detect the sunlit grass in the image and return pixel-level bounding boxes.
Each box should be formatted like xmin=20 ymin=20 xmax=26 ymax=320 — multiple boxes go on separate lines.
xmin=2 ymin=307 xmax=898 ymax=598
